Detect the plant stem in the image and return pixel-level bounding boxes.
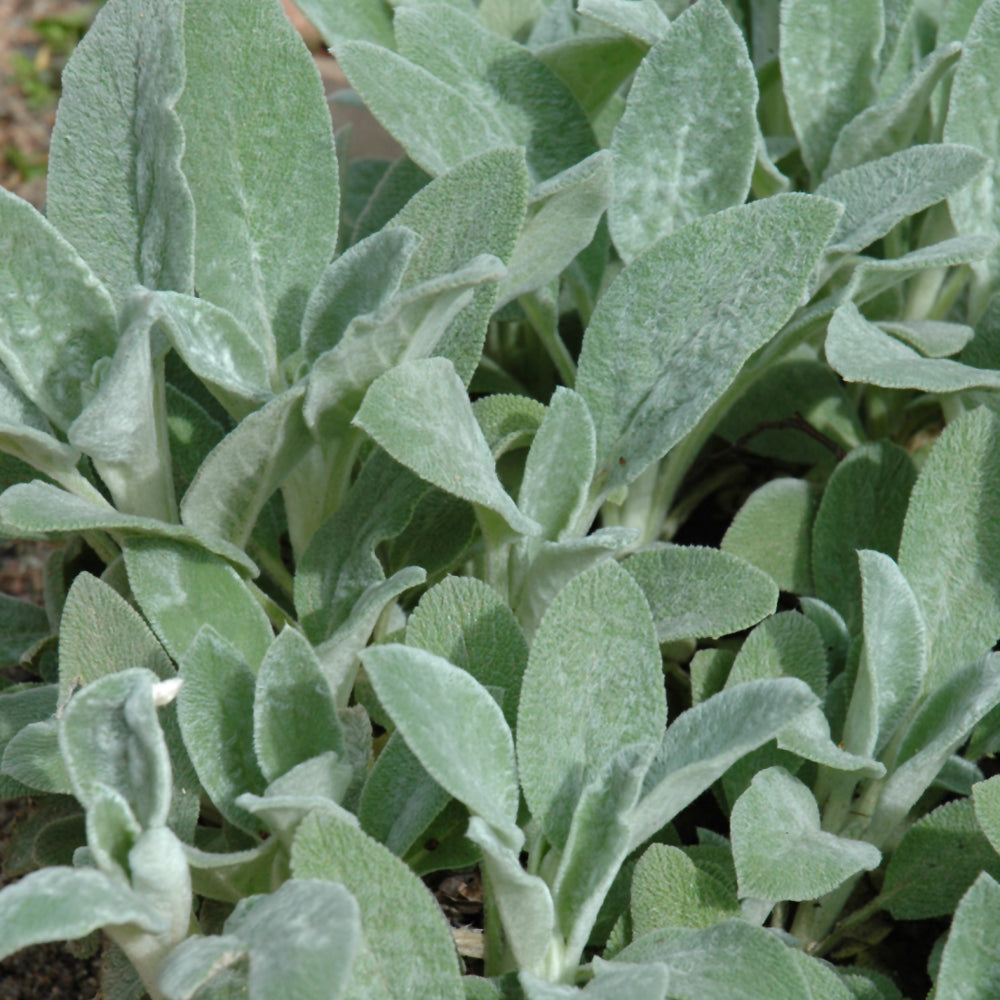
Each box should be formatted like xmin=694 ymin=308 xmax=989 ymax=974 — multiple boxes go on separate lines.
xmin=521 ymin=292 xmax=577 ymax=389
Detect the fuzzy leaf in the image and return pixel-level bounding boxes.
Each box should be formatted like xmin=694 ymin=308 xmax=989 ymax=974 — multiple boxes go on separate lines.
xmin=46 ymin=0 xmax=193 ymax=304
xmin=934 ymin=873 xmax=1000 ymax=1000
xmin=973 ymin=774 xmax=1000 ymax=857
xmin=292 ymin=0 xmax=394 ymax=48
xmin=576 ymin=195 xmax=841 ymax=494
xmin=624 ymin=545 xmax=778 ymax=643
xmin=517 ymin=561 xmax=665 ymax=850
xmin=609 ymin=0 xmax=757 ymax=262
xmin=291 ymin=811 xmax=464 ymax=1000
xmin=177 ymin=0 xmax=340 ymax=360
xmin=732 ymin=766 xmax=880 ymax=901
xmin=897 ymin=407 xmax=1000 ymax=689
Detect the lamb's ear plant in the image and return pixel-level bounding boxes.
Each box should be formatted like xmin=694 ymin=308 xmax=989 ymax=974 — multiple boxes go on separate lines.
xmin=4 ymin=0 xmax=1000 ymax=996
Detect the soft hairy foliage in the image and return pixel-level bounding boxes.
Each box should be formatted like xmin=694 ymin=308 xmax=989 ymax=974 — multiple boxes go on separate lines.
xmin=2 ymin=0 xmax=1000 ymax=997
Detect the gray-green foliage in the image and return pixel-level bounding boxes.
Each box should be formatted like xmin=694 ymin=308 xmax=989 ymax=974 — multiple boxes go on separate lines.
xmin=1 ymin=0 xmax=1000 ymax=996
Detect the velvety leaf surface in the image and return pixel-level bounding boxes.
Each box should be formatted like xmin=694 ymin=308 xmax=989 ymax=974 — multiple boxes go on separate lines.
xmin=576 ymin=195 xmax=841 ymax=494
xmin=292 ymin=0 xmax=394 ymax=47
xmin=178 ymin=0 xmax=340 ymax=359
xmin=609 ymin=0 xmax=757 ymax=261
xmin=624 ymin=545 xmax=778 ymax=643
xmin=517 ymin=561 xmax=665 ymax=849
xmin=291 ymin=811 xmax=464 ymax=1000
xmin=0 ymin=189 xmax=117 ymax=433
xmin=934 ymin=873 xmax=1000 ymax=1000
xmin=46 ymin=0 xmax=193 ymax=304
xmin=731 ymin=766 xmax=880 ymax=901
xmin=897 ymin=407 xmax=1000 ymax=689
xmin=973 ymin=773 xmax=1000 ymax=856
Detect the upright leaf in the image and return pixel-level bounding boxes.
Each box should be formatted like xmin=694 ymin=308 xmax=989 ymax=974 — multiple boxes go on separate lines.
xmin=934 ymin=873 xmax=1000 ymax=1000
xmin=46 ymin=0 xmax=193 ymax=303
xmin=576 ymin=195 xmax=841 ymax=494
xmin=609 ymin=0 xmax=757 ymax=262
xmin=178 ymin=0 xmax=340 ymax=359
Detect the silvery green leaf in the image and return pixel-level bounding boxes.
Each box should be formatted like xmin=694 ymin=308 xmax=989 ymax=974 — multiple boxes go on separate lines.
xmin=944 ymin=0 xmax=1000 ymax=288
xmin=253 ymin=627 xmax=343 ymax=784
xmin=351 ymin=157 xmax=431 ymax=247
xmin=897 ymin=407 xmax=1000 ymax=689
xmin=301 ymin=227 xmax=422 ymax=363
xmin=0 ymin=188 xmax=117 ymax=433
xmin=868 ymin=654 xmax=1000 ymax=846
xmin=576 ymin=0 xmax=669 ymax=43
xmin=160 ymin=879 xmax=361 ymax=1000
xmin=731 ymin=766 xmax=880 ymax=902
xmin=878 ymin=319 xmax=973 ymax=357
xmin=826 ymin=43 xmax=963 ymax=176
xmin=178 ymin=0 xmax=340 ymax=360
xmin=624 ymin=545 xmax=778 ymax=643
xmin=291 ymin=810 xmax=464 ymax=1000
xmin=0 ymin=480 xmax=255 ymax=573
xmin=292 ymin=0 xmax=394 ymax=47
xmin=406 ymin=575 xmax=529 ymax=730
xmin=518 ymin=561 xmax=665 ymax=850
xmin=0 ymin=589 xmax=49 ymax=665
xmin=0 ymin=866 xmax=164 ymax=962
xmin=630 ymin=678 xmax=819 ymax=851
xmin=124 ymin=536 xmax=272 ymax=671
xmin=2 ymin=716 xmax=70 ymax=796
xmin=388 ymin=148 xmax=529 ymax=384
xmin=498 ymin=153 xmax=612 ymax=307
xmin=776 ymin=705 xmax=885 ymax=778
xmin=68 ymin=310 xmax=174 ymax=522
xmin=533 ymin=34 xmax=645 ymax=119
xmin=779 ymin=0 xmax=883 ymax=179
xmin=827 ymin=301 xmax=1000 ymax=391
xmin=721 ymin=478 xmax=821 ymax=593
xmin=335 ymin=42 xmax=507 ymax=178
xmin=934 ymin=873 xmax=1000 ymax=1000
xmin=295 ymin=450 xmax=431 ymax=644
xmin=811 ymin=442 xmax=916 ymax=632
xmin=156 ymin=936 xmax=247 ymax=1000
xmin=46 ymin=0 xmax=192 ymax=304
xmin=882 ymin=798 xmax=1000 ymax=919
xmin=838 ymin=969 xmax=902 ymax=1000
xmin=0 ymin=369 xmax=84 ymax=489
xmin=355 ymin=358 xmax=540 ymax=538
xmin=816 ymin=144 xmax=987 ymax=256
xmin=609 ymin=0 xmax=757 ymax=262
xmin=85 ymin=787 xmax=143 ymax=880
xmin=630 ymin=843 xmax=740 ymax=935
xmin=522 ymin=962 xmax=671 ymax=1000
xmin=304 ymin=255 xmax=505 ymax=435
xmin=139 ymin=291 xmax=274 ymax=418
xmin=177 ymin=627 xmax=267 ymax=835
xmin=60 ymin=668 xmax=172 ymax=830
xmin=474 ymin=394 xmax=547 ymax=457
xmin=466 ymin=816 xmax=557 ymax=976
xmin=362 ymin=643 xmax=519 ymax=838
xmin=181 ymin=838 xmax=280 ymax=905
xmin=841 ymin=551 xmax=927 ymax=759
xmin=576 ymin=195 xmax=841 ymax=494
xmin=518 ymin=388 xmax=595 ymax=543
xmin=180 ymin=383 xmax=312 ymax=553
xmin=727 ymin=611 xmax=828 ymax=698
xmin=614 ymin=919 xmax=823 ymax=998
xmin=391 ymin=2 xmax=596 ymax=183
xmin=785 ymin=951 xmax=856 ymax=1000
xmin=974 ymin=774 xmax=1000 ymax=856
xmin=552 ymin=743 xmax=654 ymax=962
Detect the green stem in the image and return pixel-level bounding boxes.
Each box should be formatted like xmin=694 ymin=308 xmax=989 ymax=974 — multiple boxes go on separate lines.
xmin=810 ymin=892 xmax=886 ymax=959
xmin=521 ymin=292 xmax=577 ymax=389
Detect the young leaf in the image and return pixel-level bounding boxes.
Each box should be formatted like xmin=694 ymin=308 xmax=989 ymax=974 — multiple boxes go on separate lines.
xmin=46 ymin=0 xmax=193 ymax=304
xmin=933 ymin=872 xmax=1000 ymax=1000
xmin=292 ymin=0 xmax=395 ymax=48
xmin=878 ymin=319 xmax=973 ymax=358
xmin=779 ymin=0 xmax=883 ymax=179
xmin=517 ymin=561 xmax=665 ymax=850
xmin=721 ymin=478 xmax=821 ymax=593
xmin=354 ymin=358 xmax=540 ymax=538
xmin=624 ymin=546 xmax=778 ymax=643
xmin=176 ymin=627 xmax=267 ymax=835
xmin=609 ymin=0 xmax=758 ymax=262
xmin=840 ymin=551 xmax=927 ymax=759
xmin=811 ymin=442 xmax=916 ymax=632
xmin=881 ymin=798 xmax=1000 ymax=919
xmin=291 ymin=811 xmax=464 ymax=1000
xmin=177 ymin=0 xmax=340 ymax=360
xmin=576 ymin=195 xmax=841 ymax=494
xmin=124 ymin=536 xmax=272 ymax=671
xmin=253 ymin=627 xmax=344 ymax=784
xmin=0 ymin=188 xmax=117 ymax=433
xmin=361 ymin=643 xmax=520 ymax=838
xmin=897 ymin=407 xmax=1000 ymax=689
xmin=731 ymin=766 xmax=881 ymax=902
xmin=576 ymin=0 xmax=670 ymax=44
